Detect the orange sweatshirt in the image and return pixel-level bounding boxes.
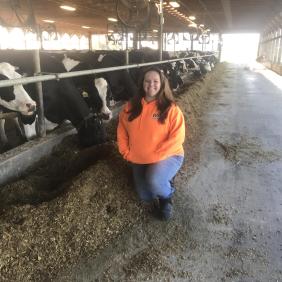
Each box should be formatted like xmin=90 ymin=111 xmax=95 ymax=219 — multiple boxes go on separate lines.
xmin=117 ymin=98 xmax=185 ymax=164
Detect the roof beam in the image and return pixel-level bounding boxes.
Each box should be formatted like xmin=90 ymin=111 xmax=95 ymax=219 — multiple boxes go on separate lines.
xmin=221 ymin=0 xmax=233 ymax=29
xmin=193 ymin=0 xmax=222 ymax=33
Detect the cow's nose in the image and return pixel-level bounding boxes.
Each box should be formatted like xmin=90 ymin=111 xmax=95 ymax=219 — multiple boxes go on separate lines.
xmin=101 ymin=112 xmax=111 ymax=120
xmin=27 ymin=103 xmax=36 ymax=112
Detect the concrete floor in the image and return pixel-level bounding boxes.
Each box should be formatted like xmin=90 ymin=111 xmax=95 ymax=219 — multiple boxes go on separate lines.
xmin=58 ymin=64 xmax=282 ymax=282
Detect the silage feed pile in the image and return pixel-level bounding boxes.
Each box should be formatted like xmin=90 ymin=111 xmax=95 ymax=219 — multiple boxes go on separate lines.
xmin=0 ymin=64 xmax=226 ymax=281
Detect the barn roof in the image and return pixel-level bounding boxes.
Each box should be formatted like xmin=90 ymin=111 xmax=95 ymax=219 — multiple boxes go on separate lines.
xmin=0 ymin=0 xmax=281 ymax=36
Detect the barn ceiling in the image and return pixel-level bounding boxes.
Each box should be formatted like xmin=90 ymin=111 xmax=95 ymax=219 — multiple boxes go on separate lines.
xmin=0 ymin=0 xmax=281 ymax=36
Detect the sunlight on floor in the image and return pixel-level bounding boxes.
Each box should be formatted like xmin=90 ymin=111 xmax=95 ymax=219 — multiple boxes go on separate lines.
xmin=254 ymin=64 xmax=282 ymax=90
xmin=221 ymin=33 xmax=282 ymax=91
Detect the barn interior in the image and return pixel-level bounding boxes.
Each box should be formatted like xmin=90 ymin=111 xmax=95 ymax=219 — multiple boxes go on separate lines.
xmin=1 ymin=1 xmax=282 ymax=281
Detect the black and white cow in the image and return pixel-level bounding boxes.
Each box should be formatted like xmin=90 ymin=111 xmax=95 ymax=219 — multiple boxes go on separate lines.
xmin=51 ymin=51 xmax=135 ymax=103
xmin=61 ymin=51 xmax=138 ymax=101
xmin=0 ymin=52 xmax=106 ymax=148
xmin=0 ymin=62 xmax=37 ymax=149
xmin=129 ymin=48 xmax=184 ymax=91
xmin=61 ymin=55 xmax=113 ymax=120
xmin=24 ymin=78 xmax=106 ymax=147
xmin=0 ymin=62 xmax=36 ymax=115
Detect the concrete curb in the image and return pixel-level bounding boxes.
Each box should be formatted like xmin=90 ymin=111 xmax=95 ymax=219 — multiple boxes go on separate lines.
xmin=0 ymin=125 xmax=76 ymax=187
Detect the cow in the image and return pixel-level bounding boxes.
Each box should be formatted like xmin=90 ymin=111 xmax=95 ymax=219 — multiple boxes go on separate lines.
xmin=0 ymin=62 xmax=36 ymax=150
xmin=83 ymin=51 xmax=138 ymax=101
xmin=60 ymin=54 xmax=113 ymax=120
xmin=128 ymin=48 xmax=184 ymax=91
xmin=59 ymin=51 xmax=138 ymax=102
xmin=0 ymin=52 xmax=106 ymax=148
xmin=0 ymin=62 xmax=36 ymax=116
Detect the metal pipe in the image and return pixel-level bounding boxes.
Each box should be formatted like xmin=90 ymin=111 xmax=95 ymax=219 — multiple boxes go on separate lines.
xmin=125 ymin=49 xmax=129 ymax=65
xmin=218 ymin=33 xmax=222 ymax=62
xmin=133 ymin=31 xmax=138 ymax=49
xmin=125 ymin=28 xmax=129 ymax=50
xmin=0 ymin=54 xmax=216 ymax=88
xmin=88 ymin=32 xmax=92 ymax=51
xmin=159 ymin=0 xmax=164 ymax=60
xmin=277 ymin=29 xmax=282 ymax=64
xmin=33 ymin=49 xmax=46 ymax=137
xmin=174 ymin=34 xmax=176 ymax=56
xmin=125 ymin=27 xmax=129 ymax=69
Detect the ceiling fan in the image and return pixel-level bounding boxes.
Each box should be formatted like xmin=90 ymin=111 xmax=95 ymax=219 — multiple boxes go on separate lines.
xmin=116 ymin=0 xmax=151 ymax=30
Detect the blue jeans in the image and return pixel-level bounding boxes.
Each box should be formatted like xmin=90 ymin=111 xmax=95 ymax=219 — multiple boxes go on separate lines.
xmin=131 ymin=155 xmax=184 ymax=202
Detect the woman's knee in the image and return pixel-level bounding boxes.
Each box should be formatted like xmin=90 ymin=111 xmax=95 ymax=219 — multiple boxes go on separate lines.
xmin=146 ymin=176 xmax=170 ymax=198
xmin=146 ymin=172 xmax=161 ymax=189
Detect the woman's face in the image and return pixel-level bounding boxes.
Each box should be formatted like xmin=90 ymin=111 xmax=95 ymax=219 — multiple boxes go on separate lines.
xmin=143 ymin=71 xmax=161 ymax=101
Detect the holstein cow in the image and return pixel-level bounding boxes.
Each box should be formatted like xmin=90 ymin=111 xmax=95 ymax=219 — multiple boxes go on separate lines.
xmin=129 ymin=48 xmax=183 ymax=91
xmin=0 ymin=62 xmax=36 ymax=149
xmin=61 ymin=54 xmax=113 ymax=120
xmin=0 ymin=62 xmax=36 ymax=115
xmin=63 ymin=51 xmax=138 ymax=101
xmin=0 ymin=51 xmax=106 ymax=147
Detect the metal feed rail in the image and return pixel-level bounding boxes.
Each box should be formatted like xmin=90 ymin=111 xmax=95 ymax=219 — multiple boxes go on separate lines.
xmin=0 ymin=54 xmax=215 ymax=88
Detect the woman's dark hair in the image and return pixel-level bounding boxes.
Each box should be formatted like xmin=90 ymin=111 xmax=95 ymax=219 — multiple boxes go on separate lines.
xmin=127 ymin=66 xmax=175 ymax=123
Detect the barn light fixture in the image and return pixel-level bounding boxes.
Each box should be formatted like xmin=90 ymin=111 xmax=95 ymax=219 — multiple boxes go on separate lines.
xmin=189 ymin=15 xmax=196 ymax=20
xmin=60 ymin=5 xmax=76 ymax=11
xmin=43 ymin=19 xmax=55 ymax=23
xmin=189 ymin=23 xmax=197 ymax=28
xmin=153 ymin=29 xmax=158 ymax=32
xmin=108 ymin=17 xmax=118 ymax=22
xmin=82 ymin=26 xmax=90 ymax=29
xmin=169 ymin=1 xmax=180 ymax=8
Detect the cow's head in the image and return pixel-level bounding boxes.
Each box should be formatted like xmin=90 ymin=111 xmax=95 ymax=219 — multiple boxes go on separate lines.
xmin=94 ymin=78 xmax=113 ymax=120
xmin=0 ymin=62 xmax=36 ymax=116
xmin=77 ymin=114 xmax=106 ymax=147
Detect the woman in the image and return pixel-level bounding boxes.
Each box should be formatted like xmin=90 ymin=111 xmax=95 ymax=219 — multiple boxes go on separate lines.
xmin=117 ymin=66 xmax=185 ymax=220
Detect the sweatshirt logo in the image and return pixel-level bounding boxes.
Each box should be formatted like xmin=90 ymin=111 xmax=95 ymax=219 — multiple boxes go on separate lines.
xmin=152 ymin=113 xmax=160 ymax=119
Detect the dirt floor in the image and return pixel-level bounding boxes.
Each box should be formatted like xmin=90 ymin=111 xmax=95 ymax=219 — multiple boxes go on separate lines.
xmin=1 ymin=63 xmax=281 ymax=281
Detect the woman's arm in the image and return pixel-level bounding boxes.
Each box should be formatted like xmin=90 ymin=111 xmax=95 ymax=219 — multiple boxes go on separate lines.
xmin=117 ymin=107 xmax=130 ymax=160
xmin=156 ymin=106 xmax=185 ymax=157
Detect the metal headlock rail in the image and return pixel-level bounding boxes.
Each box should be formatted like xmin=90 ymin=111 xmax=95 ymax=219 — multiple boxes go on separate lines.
xmin=0 ymin=54 xmax=214 ymax=88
